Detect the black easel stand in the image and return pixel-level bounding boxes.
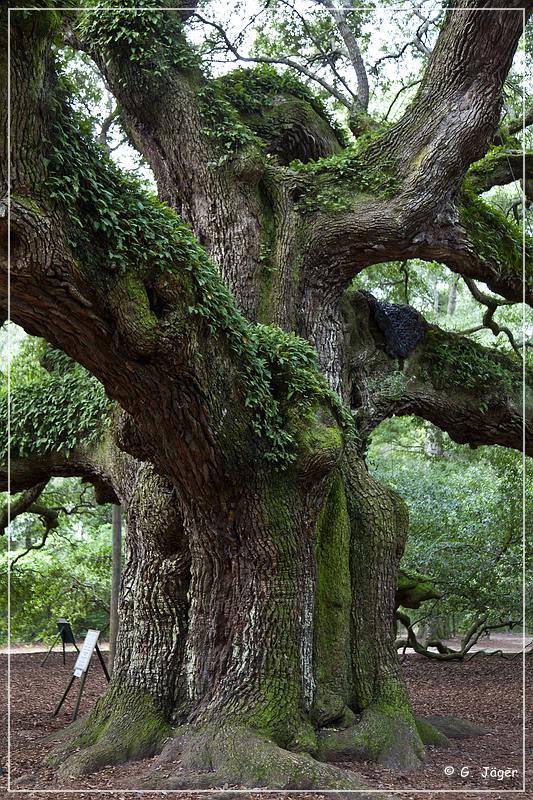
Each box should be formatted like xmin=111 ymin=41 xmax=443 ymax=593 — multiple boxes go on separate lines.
xmin=41 ymin=620 xmax=79 ymax=666
xmin=53 ymin=644 xmax=110 ymax=721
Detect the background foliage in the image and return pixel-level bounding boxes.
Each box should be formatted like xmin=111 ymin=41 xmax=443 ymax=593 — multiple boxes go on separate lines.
xmin=1 ymin=478 xmax=113 ymax=644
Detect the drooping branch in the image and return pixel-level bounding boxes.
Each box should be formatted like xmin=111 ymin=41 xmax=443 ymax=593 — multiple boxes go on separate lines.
xmin=190 ymin=12 xmax=353 ymax=111
xmin=371 ymin=9 xmax=435 ymax=73
xmin=396 ymin=612 xmax=526 ymax=661
xmin=7 ymin=487 xmax=102 ymax=565
xmin=461 ymin=277 xmax=524 ymax=353
xmin=0 ymin=481 xmax=47 ymax=535
xmin=343 ymin=290 xmax=531 ymax=454
xmin=396 ymin=610 xmax=489 ymax=661
xmin=8 ymin=500 xmax=61 ymax=566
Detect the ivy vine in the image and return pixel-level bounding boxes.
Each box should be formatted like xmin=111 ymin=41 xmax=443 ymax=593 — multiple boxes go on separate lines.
xmin=43 ymin=94 xmax=355 ymax=466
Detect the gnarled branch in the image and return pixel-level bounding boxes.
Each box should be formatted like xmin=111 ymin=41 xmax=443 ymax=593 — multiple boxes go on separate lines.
xmin=343 ymin=290 xmax=530 ymax=453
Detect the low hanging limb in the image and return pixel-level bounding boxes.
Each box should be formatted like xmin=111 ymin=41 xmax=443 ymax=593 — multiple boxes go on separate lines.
xmin=0 ymin=481 xmax=48 ymax=535
xmin=396 ymin=611 xmax=526 ymax=661
xmin=4 ymin=482 xmax=97 ymax=568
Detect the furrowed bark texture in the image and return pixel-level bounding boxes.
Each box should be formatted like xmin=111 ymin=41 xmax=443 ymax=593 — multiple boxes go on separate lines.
xmin=2 ymin=2 xmax=530 ymax=789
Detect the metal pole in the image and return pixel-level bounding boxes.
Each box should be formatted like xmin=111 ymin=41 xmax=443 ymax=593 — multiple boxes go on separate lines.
xmin=53 ymin=675 xmax=75 ymax=717
xmin=95 ymin=644 xmax=110 ymax=682
xmin=41 ymin=632 xmax=61 ymax=667
xmin=109 ymin=504 xmax=122 ymax=675
xmin=72 ymin=667 xmax=89 ymax=721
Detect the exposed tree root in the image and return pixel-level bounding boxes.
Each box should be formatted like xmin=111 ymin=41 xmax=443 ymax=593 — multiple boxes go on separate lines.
xmin=419 ymin=715 xmax=488 ymax=740
xmin=318 ymin=705 xmax=424 ymax=771
xmin=47 ymin=684 xmax=171 ymax=777
xmin=415 ymin=717 xmax=451 ymax=747
xmin=140 ymin=723 xmax=388 ymax=797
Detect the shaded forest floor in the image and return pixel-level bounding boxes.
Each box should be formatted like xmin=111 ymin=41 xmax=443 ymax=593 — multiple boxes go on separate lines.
xmin=0 ymin=652 xmax=531 ymax=799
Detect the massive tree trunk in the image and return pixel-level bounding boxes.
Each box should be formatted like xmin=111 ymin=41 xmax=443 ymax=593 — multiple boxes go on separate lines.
xmin=1 ymin=1 xmax=531 ymax=792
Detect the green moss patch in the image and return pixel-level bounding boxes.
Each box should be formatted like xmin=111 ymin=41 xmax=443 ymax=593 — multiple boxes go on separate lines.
xmin=50 ymin=683 xmax=170 ymax=776
xmin=396 ymin=568 xmax=441 ymax=609
xmin=459 ymin=188 xmax=532 ymax=281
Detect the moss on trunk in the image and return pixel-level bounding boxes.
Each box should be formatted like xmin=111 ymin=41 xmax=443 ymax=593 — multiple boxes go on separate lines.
xmin=49 ymin=683 xmax=171 ymax=776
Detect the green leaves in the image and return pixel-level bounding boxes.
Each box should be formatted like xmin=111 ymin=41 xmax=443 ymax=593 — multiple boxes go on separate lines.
xmin=77 ymin=2 xmax=200 ymax=77
xmin=370 ymin=417 xmax=530 ymax=627
xmin=0 ymin=346 xmax=110 ymax=460
xmin=1 ymin=487 xmax=112 ymax=645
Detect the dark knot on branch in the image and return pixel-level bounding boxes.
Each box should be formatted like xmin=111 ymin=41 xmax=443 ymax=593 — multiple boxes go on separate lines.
xmin=360 ymin=290 xmax=427 ymax=358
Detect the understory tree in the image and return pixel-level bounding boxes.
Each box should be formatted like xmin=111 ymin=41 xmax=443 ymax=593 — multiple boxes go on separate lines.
xmin=1 ymin=0 xmax=532 ymax=792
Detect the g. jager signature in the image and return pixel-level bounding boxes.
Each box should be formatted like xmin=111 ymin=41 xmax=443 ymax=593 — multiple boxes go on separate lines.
xmin=481 ymin=767 xmax=519 ymax=780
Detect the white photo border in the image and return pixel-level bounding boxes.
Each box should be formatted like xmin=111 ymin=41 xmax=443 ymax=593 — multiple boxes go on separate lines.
xmin=5 ymin=4 xmax=528 ymax=793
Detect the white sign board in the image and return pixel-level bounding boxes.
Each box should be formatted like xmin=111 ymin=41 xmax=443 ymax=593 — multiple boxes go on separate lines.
xmin=73 ymin=629 xmax=100 ymax=677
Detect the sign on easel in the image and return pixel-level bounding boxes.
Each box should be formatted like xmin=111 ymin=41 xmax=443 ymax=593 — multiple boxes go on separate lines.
xmin=53 ymin=629 xmax=110 ymax=721
xmin=74 ymin=629 xmax=100 ymax=677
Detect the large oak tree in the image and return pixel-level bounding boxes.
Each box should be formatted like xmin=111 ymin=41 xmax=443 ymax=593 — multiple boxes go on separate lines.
xmin=1 ymin=0 xmax=532 ymax=792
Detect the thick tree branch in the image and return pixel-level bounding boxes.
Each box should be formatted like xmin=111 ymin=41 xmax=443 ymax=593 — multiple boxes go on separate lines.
xmin=1 ymin=448 xmax=120 ymax=504
xmin=468 ymin=149 xmax=533 ymax=193
xmin=343 ymin=290 xmax=531 ymax=454
xmin=506 ymin=106 xmax=533 ymax=136
xmin=302 ymin=2 xmax=532 ymax=299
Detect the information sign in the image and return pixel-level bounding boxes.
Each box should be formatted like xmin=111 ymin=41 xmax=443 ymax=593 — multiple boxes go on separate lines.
xmin=53 ymin=629 xmax=110 ymax=720
xmin=74 ymin=629 xmax=100 ymax=677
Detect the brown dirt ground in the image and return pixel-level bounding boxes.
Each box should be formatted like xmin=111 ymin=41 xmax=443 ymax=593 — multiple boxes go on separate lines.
xmin=0 ymin=651 xmax=531 ymax=800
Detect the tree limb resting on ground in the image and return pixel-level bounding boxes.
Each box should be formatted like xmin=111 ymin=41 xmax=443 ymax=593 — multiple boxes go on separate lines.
xmin=396 ymin=611 xmax=527 ymax=661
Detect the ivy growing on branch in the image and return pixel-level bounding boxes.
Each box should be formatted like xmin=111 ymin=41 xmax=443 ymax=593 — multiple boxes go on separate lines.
xmin=425 ymin=328 xmax=523 ymax=395
xmin=77 ymin=2 xmax=200 ymax=76
xmin=290 ymin=131 xmax=399 ymax=211
xmin=459 ymin=187 xmax=532 ymax=280
xmin=211 ymin=65 xmax=351 ymax=148
xmin=41 ymin=82 xmax=356 ymax=465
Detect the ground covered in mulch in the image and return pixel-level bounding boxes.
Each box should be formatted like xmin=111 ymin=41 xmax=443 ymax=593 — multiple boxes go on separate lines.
xmin=0 ymin=650 xmax=531 ymax=799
